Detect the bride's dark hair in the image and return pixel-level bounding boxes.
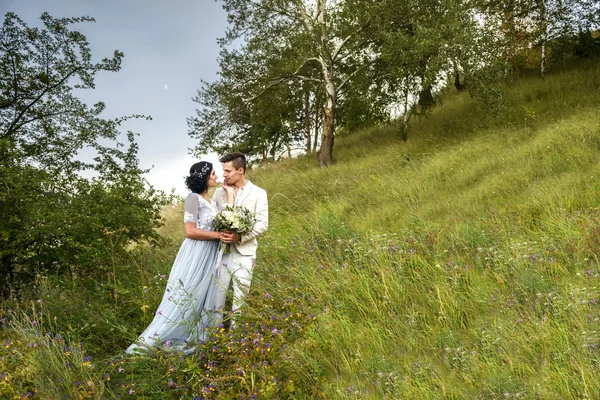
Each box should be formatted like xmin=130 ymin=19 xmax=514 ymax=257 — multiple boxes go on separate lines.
xmin=185 ymin=161 xmax=213 ymax=194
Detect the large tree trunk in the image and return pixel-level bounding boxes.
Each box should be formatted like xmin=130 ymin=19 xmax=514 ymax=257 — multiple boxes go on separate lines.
xmin=318 ymin=90 xmax=335 ymax=167
xmin=316 ymin=0 xmax=336 ymax=167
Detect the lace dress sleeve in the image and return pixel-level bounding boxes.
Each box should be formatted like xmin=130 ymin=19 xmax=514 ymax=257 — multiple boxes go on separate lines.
xmin=183 ymin=193 xmax=200 ymax=224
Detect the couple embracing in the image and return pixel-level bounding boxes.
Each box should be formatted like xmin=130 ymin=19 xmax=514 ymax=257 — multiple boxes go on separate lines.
xmin=126 ymin=152 xmax=268 ymax=354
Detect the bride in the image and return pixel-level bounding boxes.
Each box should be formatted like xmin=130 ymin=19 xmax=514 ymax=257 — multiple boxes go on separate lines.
xmin=126 ymin=161 xmax=233 ymax=354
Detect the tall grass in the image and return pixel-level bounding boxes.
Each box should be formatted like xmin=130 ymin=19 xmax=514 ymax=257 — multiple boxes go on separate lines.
xmin=2 ymin=58 xmax=600 ymax=399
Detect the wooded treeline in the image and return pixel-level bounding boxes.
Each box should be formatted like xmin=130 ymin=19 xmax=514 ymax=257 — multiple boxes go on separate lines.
xmin=187 ymin=0 xmax=600 ymax=166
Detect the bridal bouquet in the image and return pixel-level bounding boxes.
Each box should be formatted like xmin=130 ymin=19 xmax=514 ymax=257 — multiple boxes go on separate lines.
xmin=213 ymin=205 xmax=256 ymax=254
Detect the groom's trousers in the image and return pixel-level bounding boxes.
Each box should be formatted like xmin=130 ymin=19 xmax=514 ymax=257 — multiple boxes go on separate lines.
xmin=215 ymin=245 xmax=255 ymax=317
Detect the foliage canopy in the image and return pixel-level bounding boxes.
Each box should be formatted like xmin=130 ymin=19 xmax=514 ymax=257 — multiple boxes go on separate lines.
xmin=0 ymin=12 xmax=170 ymax=290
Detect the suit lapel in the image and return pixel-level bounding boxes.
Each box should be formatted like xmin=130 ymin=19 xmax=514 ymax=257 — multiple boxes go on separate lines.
xmin=235 ymin=182 xmax=254 ymax=207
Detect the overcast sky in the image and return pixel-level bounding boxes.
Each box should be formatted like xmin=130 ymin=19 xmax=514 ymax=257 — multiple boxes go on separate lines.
xmin=1 ymin=0 xmax=228 ymax=196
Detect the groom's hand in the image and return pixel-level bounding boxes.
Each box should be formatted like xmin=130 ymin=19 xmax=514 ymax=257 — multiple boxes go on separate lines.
xmin=221 ymin=231 xmax=239 ymax=244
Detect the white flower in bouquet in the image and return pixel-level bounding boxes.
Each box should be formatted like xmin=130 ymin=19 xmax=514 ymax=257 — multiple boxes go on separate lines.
xmin=213 ymin=205 xmax=256 ymax=253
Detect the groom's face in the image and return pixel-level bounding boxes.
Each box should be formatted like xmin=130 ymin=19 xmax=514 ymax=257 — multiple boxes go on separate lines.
xmin=223 ymin=161 xmax=243 ymax=186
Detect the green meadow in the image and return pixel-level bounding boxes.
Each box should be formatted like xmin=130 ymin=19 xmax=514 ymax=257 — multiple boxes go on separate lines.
xmin=2 ymin=59 xmax=600 ymax=399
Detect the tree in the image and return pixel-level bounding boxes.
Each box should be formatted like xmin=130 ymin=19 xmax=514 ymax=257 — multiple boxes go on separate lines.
xmin=190 ymin=0 xmax=384 ymax=167
xmin=0 ymin=12 xmax=169 ymax=291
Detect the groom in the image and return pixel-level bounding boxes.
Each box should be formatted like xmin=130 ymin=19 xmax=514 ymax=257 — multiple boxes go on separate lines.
xmin=213 ymin=152 xmax=269 ymax=322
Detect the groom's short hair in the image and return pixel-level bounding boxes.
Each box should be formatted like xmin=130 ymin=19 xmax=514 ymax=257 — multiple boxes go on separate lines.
xmin=220 ymin=152 xmax=246 ymax=173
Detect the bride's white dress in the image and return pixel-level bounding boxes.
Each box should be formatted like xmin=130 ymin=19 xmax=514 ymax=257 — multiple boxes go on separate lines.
xmin=126 ymin=193 xmax=222 ymax=354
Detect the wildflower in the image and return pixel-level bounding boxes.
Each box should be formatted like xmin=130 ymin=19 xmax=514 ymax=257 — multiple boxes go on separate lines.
xmin=585 ymin=269 xmax=596 ymax=278
xmin=264 ymin=292 xmax=273 ymax=299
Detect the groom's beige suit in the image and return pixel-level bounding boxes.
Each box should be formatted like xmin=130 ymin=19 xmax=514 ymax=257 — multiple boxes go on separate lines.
xmin=212 ymin=181 xmax=268 ymax=315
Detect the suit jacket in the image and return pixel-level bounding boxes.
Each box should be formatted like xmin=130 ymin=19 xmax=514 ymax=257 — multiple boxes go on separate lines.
xmin=212 ymin=181 xmax=268 ymax=257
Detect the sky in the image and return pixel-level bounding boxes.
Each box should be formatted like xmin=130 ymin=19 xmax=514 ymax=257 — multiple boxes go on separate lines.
xmin=1 ymin=0 xmax=229 ymax=196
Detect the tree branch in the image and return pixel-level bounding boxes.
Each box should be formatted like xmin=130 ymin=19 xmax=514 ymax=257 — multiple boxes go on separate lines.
xmin=331 ymin=34 xmax=354 ymax=62
xmin=295 ymin=75 xmax=323 ymax=83
xmin=338 ymin=64 xmax=367 ymax=92
xmin=4 ymin=66 xmax=83 ymax=137
xmin=247 ymin=77 xmax=289 ymax=102
xmin=248 ymin=57 xmax=322 ymax=101
xmin=10 ymin=109 xmax=78 ymax=135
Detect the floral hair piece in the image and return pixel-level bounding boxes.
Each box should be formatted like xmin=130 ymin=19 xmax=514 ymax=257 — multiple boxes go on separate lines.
xmin=191 ymin=163 xmax=211 ymax=179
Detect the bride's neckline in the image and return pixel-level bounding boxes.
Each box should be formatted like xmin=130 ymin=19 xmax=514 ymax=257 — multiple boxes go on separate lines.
xmin=196 ymin=193 xmax=212 ymax=204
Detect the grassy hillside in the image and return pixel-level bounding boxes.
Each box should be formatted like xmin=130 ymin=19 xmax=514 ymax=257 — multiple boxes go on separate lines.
xmin=249 ymin=59 xmax=600 ymax=398
xmin=2 ymin=58 xmax=600 ymax=399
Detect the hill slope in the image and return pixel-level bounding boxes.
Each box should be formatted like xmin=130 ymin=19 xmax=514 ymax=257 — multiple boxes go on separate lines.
xmin=2 ymin=59 xmax=600 ymax=399
xmin=247 ymin=59 xmax=600 ymax=398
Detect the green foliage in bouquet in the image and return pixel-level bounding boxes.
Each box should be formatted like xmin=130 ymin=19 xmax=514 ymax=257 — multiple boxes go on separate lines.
xmin=213 ymin=206 xmax=256 ymax=253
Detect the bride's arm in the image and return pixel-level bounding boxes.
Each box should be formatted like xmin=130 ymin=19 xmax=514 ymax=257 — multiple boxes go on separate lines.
xmin=185 ymin=223 xmax=221 ymax=240
xmin=183 ymin=192 xmax=221 ymax=240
